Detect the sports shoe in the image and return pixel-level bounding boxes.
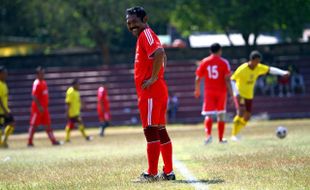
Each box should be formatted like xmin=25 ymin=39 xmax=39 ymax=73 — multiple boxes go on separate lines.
xmin=159 ymin=171 xmax=176 ymax=180
xmin=219 ymin=138 xmax=228 ymax=144
xmin=86 ymin=136 xmax=93 ymax=141
xmin=99 ymin=127 xmax=105 ymax=137
xmin=231 ymin=135 xmax=241 ymax=141
xmin=27 ymin=143 xmax=34 ymax=147
xmin=204 ymin=136 xmax=213 ymax=145
xmin=0 ymin=142 xmax=8 ymax=148
xmin=52 ymin=141 xmax=62 ymax=146
xmin=139 ymin=172 xmax=159 ymax=182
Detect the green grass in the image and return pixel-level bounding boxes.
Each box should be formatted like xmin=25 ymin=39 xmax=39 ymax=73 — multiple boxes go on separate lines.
xmin=0 ymin=119 xmax=310 ymax=189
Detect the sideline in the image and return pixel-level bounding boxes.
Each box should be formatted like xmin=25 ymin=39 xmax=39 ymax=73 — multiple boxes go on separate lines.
xmin=174 ymin=158 xmax=209 ymax=190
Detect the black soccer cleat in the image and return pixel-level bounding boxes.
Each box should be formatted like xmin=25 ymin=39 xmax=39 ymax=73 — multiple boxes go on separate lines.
xmin=52 ymin=141 xmax=62 ymax=146
xmin=139 ymin=172 xmax=159 ymax=182
xmin=160 ymin=171 xmax=176 ymax=181
xmin=27 ymin=143 xmax=34 ymax=148
xmin=86 ymin=136 xmax=93 ymax=141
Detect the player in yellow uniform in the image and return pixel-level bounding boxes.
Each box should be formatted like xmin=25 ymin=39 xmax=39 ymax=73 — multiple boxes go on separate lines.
xmin=0 ymin=67 xmax=15 ymax=148
xmin=65 ymin=79 xmax=92 ymax=142
xmin=231 ymin=51 xmax=290 ymax=141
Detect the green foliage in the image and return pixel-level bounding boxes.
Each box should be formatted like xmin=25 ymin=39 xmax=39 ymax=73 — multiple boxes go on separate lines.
xmin=1 ymin=0 xmax=309 ymax=52
xmin=170 ymin=0 xmax=310 ymax=45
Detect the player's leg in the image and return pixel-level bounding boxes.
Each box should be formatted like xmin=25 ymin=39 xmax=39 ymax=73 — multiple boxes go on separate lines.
xmin=231 ymin=96 xmax=245 ymax=138
xmin=28 ymin=111 xmax=39 ymax=146
xmin=65 ymin=119 xmax=74 ymax=142
xmin=0 ymin=124 xmax=3 ymax=146
xmin=217 ymin=113 xmax=226 ymax=143
xmin=202 ymin=92 xmax=216 ymax=144
xmin=216 ymin=93 xmax=227 ymax=143
xmin=232 ymin=98 xmax=252 ymax=138
xmin=42 ymin=109 xmax=59 ymax=145
xmin=238 ymin=100 xmax=252 ymax=133
xmin=3 ymin=115 xmax=15 ymax=147
xmin=204 ymin=115 xmax=213 ymax=143
xmin=77 ymin=117 xmax=92 ymax=141
xmin=139 ymin=98 xmax=161 ymax=178
xmin=99 ymin=113 xmax=110 ymax=137
xmin=157 ymin=98 xmax=175 ymax=180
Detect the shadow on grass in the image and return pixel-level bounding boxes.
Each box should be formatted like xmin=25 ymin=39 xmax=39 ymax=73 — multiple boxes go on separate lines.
xmin=173 ymin=178 xmax=225 ymax=185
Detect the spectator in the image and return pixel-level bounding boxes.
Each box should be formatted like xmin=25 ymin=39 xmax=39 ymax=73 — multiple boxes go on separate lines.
xmin=255 ymin=76 xmax=265 ymax=95
xmin=264 ymin=74 xmax=277 ymax=96
xmin=168 ymin=92 xmax=179 ymax=123
xmin=278 ymin=75 xmax=291 ymax=97
xmin=290 ymin=68 xmax=306 ymax=95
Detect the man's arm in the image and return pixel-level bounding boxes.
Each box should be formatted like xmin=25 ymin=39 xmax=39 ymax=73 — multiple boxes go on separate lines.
xmin=0 ymin=99 xmax=9 ymax=115
xmin=194 ymin=76 xmax=201 ymax=98
xmin=269 ymin=67 xmax=290 ymax=77
xmin=231 ymin=80 xmax=239 ymax=96
xmin=33 ymin=96 xmax=43 ymax=113
xmin=225 ymin=74 xmax=234 ymax=98
xmin=142 ymin=48 xmax=165 ymax=89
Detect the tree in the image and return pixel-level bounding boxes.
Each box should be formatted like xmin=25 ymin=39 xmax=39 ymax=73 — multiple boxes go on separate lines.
xmin=1 ymin=0 xmax=176 ymax=63
xmin=170 ymin=0 xmax=310 ymax=48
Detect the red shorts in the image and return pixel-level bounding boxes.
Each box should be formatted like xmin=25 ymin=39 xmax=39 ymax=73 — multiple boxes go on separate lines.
xmin=138 ymin=97 xmax=167 ymax=128
xmin=234 ymin=96 xmax=253 ymax=113
xmin=30 ymin=107 xmax=51 ymax=126
xmin=202 ymin=91 xmax=227 ymax=115
xmin=98 ymin=110 xmax=111 ymax=122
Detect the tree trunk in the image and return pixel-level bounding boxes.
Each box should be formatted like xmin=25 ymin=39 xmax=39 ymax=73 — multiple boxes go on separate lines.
xmin=225 ymin=31 xmax=234 ymax=46
xmin=101 ymin=43 xmax=110 ymax=65
xmin=242 ymin=33 xmax=251 ymax=56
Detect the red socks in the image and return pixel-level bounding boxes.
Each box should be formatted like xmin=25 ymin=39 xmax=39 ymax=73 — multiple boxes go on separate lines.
xmin=28 ymin=125 xmax=36 ymax=145
xmin=144 ymin=127 xmax=160 ymax=175
xmin=204 ymin=117 xmax=213 ymax=138
xmin=144 ymin=126 xmax=174 ymax=175
xmin=218 ymin=121 xmax=225 ymax=141
xmin=45 ymin=125 xmax=57 ymax=144
xmin=159 ymin=127 xmax=173 ymax=174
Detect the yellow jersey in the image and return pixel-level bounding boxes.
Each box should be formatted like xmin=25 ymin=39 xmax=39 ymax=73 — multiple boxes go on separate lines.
xmin=231 ymin=62 xmax=269 ymax=99
xmin=0 ymin=81 xmax=10 ymax=114
xmin=65 ymin=87 xmax=81 ymax=117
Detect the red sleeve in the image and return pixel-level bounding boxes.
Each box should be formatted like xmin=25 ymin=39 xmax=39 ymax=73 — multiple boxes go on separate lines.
xmin=140 ymin=28 xmax=162 ymax=58
xmin=195 ymin=61 xmax=206 ymax=78
xmin=32 ymin=81 xmax=40 ymax=97
xmin=98 ymin=88 xmax=103 ymax=101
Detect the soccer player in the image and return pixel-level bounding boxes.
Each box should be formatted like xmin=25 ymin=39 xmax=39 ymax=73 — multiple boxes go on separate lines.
xmin=97 ymin=81 xmax=111 ymax=137
xmin=28 ymin=67 xmax=60 ymax=147
xmin=194 ymin=43 xmax=234 ymax=144
xmin=126 ymin=6 xmax=175 ymax=181
xmin=0 ymin=67 xmax=15 ymax=148
xmin=231 ymin=51 xmax=290 ymax=141
xmin=65 ymin=79 xmax=92 ymax=142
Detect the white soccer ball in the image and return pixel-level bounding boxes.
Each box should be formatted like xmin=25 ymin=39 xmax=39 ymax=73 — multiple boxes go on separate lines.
xmin=276 ymin=126 xmax=287 ymax=139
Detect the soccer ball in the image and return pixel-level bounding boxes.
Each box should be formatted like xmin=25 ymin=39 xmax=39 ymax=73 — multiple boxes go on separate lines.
xmin=276 ymin=126 xmax=287 ymax=139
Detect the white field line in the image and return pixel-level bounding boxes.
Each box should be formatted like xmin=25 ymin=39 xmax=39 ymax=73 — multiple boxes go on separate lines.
xmin=174 ymin=158 xmax=209 ymax=190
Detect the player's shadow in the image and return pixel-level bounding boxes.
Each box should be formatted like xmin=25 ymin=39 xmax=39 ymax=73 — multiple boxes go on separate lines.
xmin=173 ymin=178 xmax=225 ymax=185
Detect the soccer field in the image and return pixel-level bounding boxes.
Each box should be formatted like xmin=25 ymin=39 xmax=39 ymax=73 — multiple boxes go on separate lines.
xmin=1 ymin=119 xmax=310 ymax=190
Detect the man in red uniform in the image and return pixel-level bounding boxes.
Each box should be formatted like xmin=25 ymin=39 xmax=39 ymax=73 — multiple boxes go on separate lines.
xmin=97 ymin=81 xmax=111 ymax=137
xmin=28 ymin=67 xmax=60 ymax=147
xmin=194 ymin=43 xmax=234 ymax=144
xmin=126 ymin=6 xmax=175 ymax=181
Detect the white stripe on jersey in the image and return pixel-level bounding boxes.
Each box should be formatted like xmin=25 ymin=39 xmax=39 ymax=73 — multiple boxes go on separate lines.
xmin=221 ymin=57 xmax=231 ymax=70
xmin=144 ymin=29 xmax=154 ymax=46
